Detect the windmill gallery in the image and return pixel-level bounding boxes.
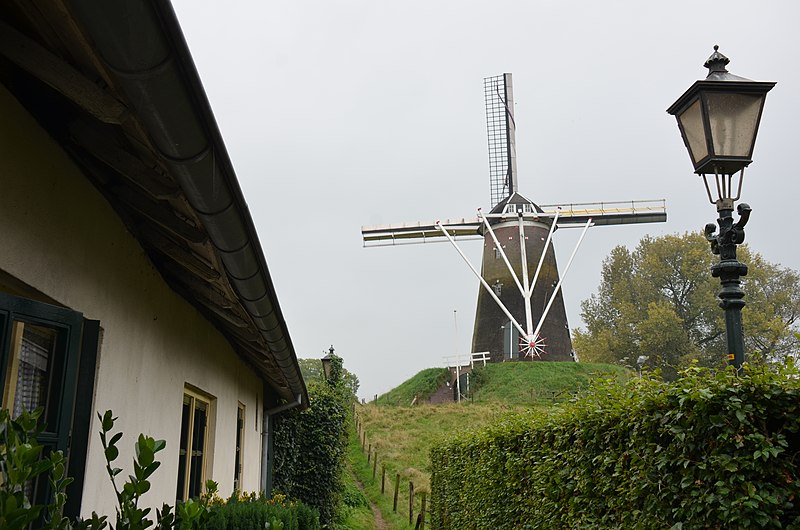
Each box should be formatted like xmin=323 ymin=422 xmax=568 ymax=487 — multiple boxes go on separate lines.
xmin=362 ymin=74 xmax=667 ymax=363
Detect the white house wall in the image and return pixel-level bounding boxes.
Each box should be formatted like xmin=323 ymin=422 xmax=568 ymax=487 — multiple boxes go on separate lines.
xmin=0 ymin=84 xmax=265 ymax=515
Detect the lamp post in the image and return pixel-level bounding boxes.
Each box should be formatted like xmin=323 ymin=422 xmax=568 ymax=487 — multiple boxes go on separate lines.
xmin=667 ymin=46 xmax=775 ymax=370
xmin=321 ymin=345 xmax=335 ymax=382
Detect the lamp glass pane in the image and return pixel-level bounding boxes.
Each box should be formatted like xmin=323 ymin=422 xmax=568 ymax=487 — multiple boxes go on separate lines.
xmin=706 ymin=93 xmax=763 ymax=157
xmin=677 ymin=99 xmax=708 ymax=164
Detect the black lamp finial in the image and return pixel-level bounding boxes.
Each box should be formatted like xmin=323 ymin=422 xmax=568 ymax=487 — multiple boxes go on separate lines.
xmin=704 ymin=44 xmax=730 ymax=76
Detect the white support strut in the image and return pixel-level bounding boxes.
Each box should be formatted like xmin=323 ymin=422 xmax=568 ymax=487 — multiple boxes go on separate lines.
xmin=435 ymin=222 xmax=528 ymax=339
xmin=478 ymin=208 xmax=561 ymax=344
xmin=518 ymin=213 xmax=533 ymax=336
xmin=531 ymin=218 xmax=593 ymax=344
xmin=477 ymin=209 xmax=526 ymax=298
xmin=528 ymin=209 xmax=560 ymax=295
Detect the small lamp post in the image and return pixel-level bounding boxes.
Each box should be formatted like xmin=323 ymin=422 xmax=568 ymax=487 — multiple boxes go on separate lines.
xmin=667 ymin=46 xmax=775 ymax=370
xmin=636 ymin=355 xmax=649 ymax=378
xmin=321 ymin=345 xmax=335 ymax=381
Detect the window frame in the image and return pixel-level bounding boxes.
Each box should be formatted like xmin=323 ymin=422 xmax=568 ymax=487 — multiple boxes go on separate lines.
xmin=233 ymin=402 xmax=245 ymax=492
xmin=0 ymin=291 xmax=99 ymax=517
xmin=176 ymin=386 xmax=214 ymax=502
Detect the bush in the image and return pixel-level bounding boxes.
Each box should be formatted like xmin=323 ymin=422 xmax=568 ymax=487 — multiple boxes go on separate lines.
xmin=272 ymin=354 xmax=353 ymax=527
xmin=204 ymin=493 xmax=319 ymax=530
xmin=430 ymin=362 xmax=800 ymax=529
xmin=0 ymin=408 xmax=320 ymax=530
xmin=0 ymin=408 xmax=73 ymax=530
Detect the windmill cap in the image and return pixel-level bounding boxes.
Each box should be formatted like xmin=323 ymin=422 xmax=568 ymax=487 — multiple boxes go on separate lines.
xmin=489 ymin=192 xmax=543 ymax=214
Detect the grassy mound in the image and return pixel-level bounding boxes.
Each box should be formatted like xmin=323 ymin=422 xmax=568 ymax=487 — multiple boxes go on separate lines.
xmin=354 ymin=361 xmax=631 ymax=528
xmin=376 ymin=367 xmax=450 ymax=406
xmin=469 ymin=361 xmax=630 ymax=404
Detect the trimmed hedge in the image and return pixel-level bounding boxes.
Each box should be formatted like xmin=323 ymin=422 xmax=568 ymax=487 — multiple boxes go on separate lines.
xmin=430 ymin=363 xmax=800 ymax=529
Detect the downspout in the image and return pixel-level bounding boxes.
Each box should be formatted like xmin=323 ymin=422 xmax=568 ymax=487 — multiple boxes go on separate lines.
xmin=261 ymin=393 xmax=303 ymax=496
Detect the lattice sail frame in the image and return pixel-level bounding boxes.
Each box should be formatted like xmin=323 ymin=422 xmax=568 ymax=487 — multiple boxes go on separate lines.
xmin=485 ymin=74 xmax=518 ymax=209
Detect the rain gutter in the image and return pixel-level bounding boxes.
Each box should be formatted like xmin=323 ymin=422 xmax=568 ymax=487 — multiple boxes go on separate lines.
xmin=67 ymin=0 xmax=306 ymax=402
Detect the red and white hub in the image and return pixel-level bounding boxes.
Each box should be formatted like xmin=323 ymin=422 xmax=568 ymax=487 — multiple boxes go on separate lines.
xmin=520 ymin=333 xmax=546 ymax=359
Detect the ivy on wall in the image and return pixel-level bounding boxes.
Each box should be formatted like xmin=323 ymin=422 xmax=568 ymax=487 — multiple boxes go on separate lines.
xmin=430 ymin=363 xmax=800 ymax=529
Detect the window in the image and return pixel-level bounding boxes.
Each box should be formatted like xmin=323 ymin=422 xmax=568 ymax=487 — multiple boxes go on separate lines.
xmin=233 ymin=403 xmax=244 ymax=491
xmin=176 ymin=388 xmax=213 ymax=502
xmin=492 ymin=280 xmax=502 ymax=297
xmin=0 ymin=291 xmax=99 ymax=517
xmin=3 ymin=322 xmax=57 ymax=418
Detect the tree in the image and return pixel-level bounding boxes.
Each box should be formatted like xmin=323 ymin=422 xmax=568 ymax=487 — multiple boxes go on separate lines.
xmin=574 ymin=232 xmax=800 ymax=376
xmin=297 ymin=356 xmax=360 ymax=396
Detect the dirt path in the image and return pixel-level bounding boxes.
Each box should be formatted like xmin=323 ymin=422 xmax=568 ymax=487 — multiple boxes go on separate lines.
xmin=368 ymin=497 xmax=388 ymax=530
xmin=352 ymin=468 xmax=388 ymax=530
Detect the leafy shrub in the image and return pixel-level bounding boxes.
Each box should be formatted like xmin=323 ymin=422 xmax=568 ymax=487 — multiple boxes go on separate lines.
xmin=272 ymin=354 xmax=353 ymax=527
xmin=430 ymin=363 xmax=800 ymax=529
xmin=0 ymin=408 xmax=73 ymax=530
xmin=204 ymin=492 xmax=319 ymax=530
xmin=0 ymin=408 xmax=320 ymax=530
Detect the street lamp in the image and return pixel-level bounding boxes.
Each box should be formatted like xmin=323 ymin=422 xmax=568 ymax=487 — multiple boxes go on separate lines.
xmin=667 ymin=46 xmax=775 ymax=370
xmin=636 ymin=355 xmax=649 ymax=378
xmin=321 ymin=345 xmax=335 ymax=381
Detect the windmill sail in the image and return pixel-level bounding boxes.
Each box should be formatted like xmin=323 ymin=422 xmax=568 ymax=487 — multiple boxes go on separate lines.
xmin=485 ymin=73 xmax=517 ymax=208
xmin=361 ymin=199 xmax=667 ymax=246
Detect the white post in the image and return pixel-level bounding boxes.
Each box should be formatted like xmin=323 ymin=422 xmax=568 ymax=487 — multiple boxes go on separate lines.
xmin=531 ymin=218 xmax=592 ymax=343
xmin=455 ymin=354 xmax=461 ymax=404
xmin=454 ymin=310 xmax=460 ymax=403
xmin=453 ymin=309 xmax=459 ymax=365
xmin=517 ymin=213 xmax=534 ymax=336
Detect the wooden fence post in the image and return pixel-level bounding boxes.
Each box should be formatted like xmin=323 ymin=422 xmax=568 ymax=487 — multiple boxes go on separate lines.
xmin=393 ymin=473 xmax=400 ymax=512
xmin=381 ymin=464 xmax=386 ymax=494
xmin=367 ymin=443 xmax=372 ymax=464
xmin=408 ymin=481 xmax=415 ymax=525
xmin=420 ymin=492 xmax=426 ymax=530
xmin=372 ymin=450 xmax=378 ymax=479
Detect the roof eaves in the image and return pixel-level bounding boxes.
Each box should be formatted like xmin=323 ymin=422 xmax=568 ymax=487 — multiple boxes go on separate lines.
xmin=66 ymin=0 xmax=307 ymax=406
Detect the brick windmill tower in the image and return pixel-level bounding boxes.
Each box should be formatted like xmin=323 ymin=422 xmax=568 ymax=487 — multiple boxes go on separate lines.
xmin=362 ymin=74 xmax=666 ymax=362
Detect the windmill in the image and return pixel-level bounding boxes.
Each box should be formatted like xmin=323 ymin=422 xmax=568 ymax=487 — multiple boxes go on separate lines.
xmin=362 ymin=74 xmax=667 ymax=362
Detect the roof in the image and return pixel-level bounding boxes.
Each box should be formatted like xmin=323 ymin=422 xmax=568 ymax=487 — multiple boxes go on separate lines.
xmin=0 ymin=0 xmax=307 ymax=405
xmin=489 ymin=192 xmax=545 ymax=215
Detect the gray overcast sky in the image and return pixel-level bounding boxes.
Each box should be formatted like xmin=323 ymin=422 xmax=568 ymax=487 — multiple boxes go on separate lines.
xmin=171 ymin=0 xmax=800 ymax=400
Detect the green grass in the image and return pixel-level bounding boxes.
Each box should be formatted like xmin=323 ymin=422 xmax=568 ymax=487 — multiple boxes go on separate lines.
xmin=470 ymin=361 xmax=631 ymax=404
xmin=355 ymin=402 xmax=523 ymax=494
xmin=376 ymin=367 xmax=450 ymax=406
xmin=352 ymin=404 xmax=530 ymax=529
xmin=349 ymin=424 xmax=418 ymax=529
xmin=348 ymin=361 xmax=631 ymax=528
xmin=337 ymin=465 xmax=377 ymax=529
